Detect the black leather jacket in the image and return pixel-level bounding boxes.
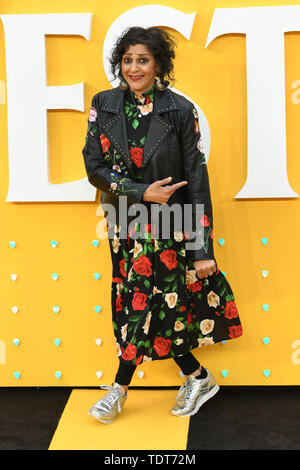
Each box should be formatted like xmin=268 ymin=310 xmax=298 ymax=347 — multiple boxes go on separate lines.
xmin=82 ymin=85 xmax=216 ymax=263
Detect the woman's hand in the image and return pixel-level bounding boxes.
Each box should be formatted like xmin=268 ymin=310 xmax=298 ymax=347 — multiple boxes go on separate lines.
xmin=142 ymin=176 xmax=187 ymax=204
xmin=193 ymin=259 xmax=217 ymax=279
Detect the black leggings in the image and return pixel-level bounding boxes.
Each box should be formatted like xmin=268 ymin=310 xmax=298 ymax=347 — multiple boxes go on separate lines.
xmin=114 ymin=352 xmax=201 ymax=386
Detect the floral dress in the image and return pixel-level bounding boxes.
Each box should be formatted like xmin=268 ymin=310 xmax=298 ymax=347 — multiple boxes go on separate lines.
xmin=98 ymin=84 xmax=243 ymax=367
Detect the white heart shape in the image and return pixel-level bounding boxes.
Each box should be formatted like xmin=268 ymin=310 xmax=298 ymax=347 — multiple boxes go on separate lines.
xmin=12 ymin=306 xmax=18 ymax=314
xmin=95 ymin=338 xmax=102 ymax=346
xmin=11 ymin=274 xmax=17 ymax=281
xmin=13 ymin=338 xmax=20 ymax=346
xmin=137 ymin=370 xmax=144 ymax=378
xmin=96 ymin=371 xmax=103 ymax=378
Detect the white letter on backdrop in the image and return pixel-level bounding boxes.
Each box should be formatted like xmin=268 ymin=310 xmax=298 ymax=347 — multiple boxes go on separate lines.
xmin=206 ymin=6 xmax=299 ymax=198
xmin=102 ymin=5 xmax=211 ymax=162
xmin=1 ymin=13 xmax=94 ymax=202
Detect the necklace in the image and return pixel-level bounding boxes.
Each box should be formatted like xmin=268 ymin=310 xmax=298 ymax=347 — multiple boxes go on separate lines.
xmin=129 ymin=90 xmax=142 ymax=118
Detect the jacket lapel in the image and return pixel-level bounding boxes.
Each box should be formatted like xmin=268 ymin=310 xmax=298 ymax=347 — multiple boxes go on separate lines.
xmin=99 ymin=88 xmax=134 ymax=174
xmin=98 ymin=85 xmax=179 ymax=174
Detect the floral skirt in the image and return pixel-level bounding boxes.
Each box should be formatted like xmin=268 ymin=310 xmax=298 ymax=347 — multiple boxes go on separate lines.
xmin=106 ymin=218 xmax=243 ymax=367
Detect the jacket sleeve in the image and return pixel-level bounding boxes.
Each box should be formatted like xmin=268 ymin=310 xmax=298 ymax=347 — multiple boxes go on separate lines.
xmin=180 ymin=103 xmax=216 ymax=262
xmin=82 ymin=94 xmax=150 ymax=204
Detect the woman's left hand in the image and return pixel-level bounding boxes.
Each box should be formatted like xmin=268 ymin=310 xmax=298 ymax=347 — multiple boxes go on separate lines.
xmin=193 ymin=259 xmax=217 ymax=279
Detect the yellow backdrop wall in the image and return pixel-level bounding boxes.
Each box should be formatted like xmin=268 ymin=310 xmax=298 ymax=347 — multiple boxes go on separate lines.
xmin=1 ymin=0 xmax=300 ymax=386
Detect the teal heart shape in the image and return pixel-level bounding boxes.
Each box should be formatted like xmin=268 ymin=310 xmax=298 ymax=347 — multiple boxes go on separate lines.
xmin=263 ymin=369 xmax=270 ymax=378
xmin=221 ymin=340 xmax=227 ymax=345
xmin=263 ymin=337 xmax=270 ymax=345
xmin=95 ymin=306 xmax=102 ymax=313
xmin=9 ymin=241 xmax=16 ymax=248
xmin=53 ymin=305 xmax=60 ymax=314
xmin=51 ymin=273 xmax=59 ymax=281
xmin=55 ymin=371 xmax=62 ymax=379
xmin=218 ymin=238 xmax=225 ymax=246
xmin=51 ymin=240 xmax=58 ymax=247
xmin=94 ymin=273 xmax=101 ymax=280
xmin=261 ymin=237 xmax=268 ymax=245
xmin=13 ymin=339 xmax=20 ymax=346
xmin=221 ymin=271 xmax=226 ymax=277
xmin=14 ymin=371 xmax=21 ymax=379
xmin=262 ymin=304 xmax=269 ymax=311
xmin=92 ymin=240 xmax=99 ymax=247
xmin=221 ymin=370 xmax=228 ymax=378
xmin=54 ymin=339 xmax=61 ymax=346
xmin=261 ymin=270 xmax=269 ymax=278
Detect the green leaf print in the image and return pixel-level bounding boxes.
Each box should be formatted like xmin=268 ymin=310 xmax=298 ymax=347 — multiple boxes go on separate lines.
xmin=144 ymin=279 xmax=151 ymax=289
xmin=165 ymin=329 xmax=172 ymax=337
xmin=132 ymin=118 xmax=139 ymax=129
xmin=163 ymin=273 xmax=176 ymax=282
xmin=144 ymin=340 xmax=150 ymax=348
xmin=137 ymin=340 xmax=144 ymax=348
xmin=140 ymin=136 xmax=146 ymax=145
xmin=177 ymin=261 xmax=185 ymax=271
xmin=129 ymin=314 xmax=144 ymax=322
xmin=159 ymin=311 xmax=165 ymax=320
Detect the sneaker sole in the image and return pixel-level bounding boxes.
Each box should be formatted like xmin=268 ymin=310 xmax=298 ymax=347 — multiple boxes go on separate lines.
xmin=88 ymin=409 xmax=116 ymax=424
xmin=171 ymin=384 xmax=220 ymax=417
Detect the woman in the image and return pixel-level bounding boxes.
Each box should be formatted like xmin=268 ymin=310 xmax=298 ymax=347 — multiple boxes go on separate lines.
xmin=82 ymin=26 xmax=243 ymax=424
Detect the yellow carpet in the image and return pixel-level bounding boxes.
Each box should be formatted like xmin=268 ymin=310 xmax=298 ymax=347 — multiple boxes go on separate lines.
xmin=48 ymin=388 xmax=190 ymax=450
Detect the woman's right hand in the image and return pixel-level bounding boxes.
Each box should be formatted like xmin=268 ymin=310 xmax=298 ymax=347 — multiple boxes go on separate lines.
xmin=142 ymin=176 xmax=188 ymax=204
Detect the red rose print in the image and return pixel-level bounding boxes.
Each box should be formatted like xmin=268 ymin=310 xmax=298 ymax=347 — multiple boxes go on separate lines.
xmin=224 ymin=301 xmax=239 ymax=320
xmin=100 ymin=133 xmax=110 ymax=153
xmin=122 ymin=342 xmax=137 ymax=360
xmin=145 ymin=94 xmax=151 ymax=104
xmin=153 ymin=337 xmax=172 ymax=357
xmin=133 ymin=254 xmax=152 ymax=277
xmin=177 ymin=306 xmax=186 ymax=312
xmin=134 ymin=354 xmax=143 ymax=366
xmin=160 ymin=250 xmax=178 ymax=270
xmin=112 ymin=277 xmax=123 ymax=283
xmin=187 ymin=312 xmax=192 ymax=326
xmin=129 ymin=147 xmax=143 ymax=168
xmin=200 ymin=215 xmax=210 ymax=226
xmin=228 ymin=325 xmax=243 ymax=339
xmin=210 ymin=230 xmax=214 ymax=239
xmin=187 ymin=280 xmax=203 ymax=292
xmin=119 ymin=258 xmax=126 ymax=277
xmin=116 ymin=293 xmax=123 ymax=312
xmin=132 ymin=292 xmax=147 ymax=311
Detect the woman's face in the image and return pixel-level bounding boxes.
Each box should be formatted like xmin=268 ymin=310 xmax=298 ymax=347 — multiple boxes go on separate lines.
xmin=121 ymin=43 xmax=159 ymax=95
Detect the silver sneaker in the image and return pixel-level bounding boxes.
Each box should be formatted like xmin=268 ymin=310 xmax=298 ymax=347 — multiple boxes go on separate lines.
xmin=88 ymin=381 xmax=127 ymax=424
xmin=171 ymin=368 xmax=219 ymax=417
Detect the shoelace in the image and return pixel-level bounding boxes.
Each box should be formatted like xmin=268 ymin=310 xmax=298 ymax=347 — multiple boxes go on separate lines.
xmin=96 ymin=384 xmax=124 ymax=413
xmin=175 ymin=377 xmax=194 ymax=402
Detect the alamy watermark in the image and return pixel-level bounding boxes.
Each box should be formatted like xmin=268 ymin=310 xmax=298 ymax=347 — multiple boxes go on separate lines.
xmin=95 ymin=196 xmax=206 ymax=252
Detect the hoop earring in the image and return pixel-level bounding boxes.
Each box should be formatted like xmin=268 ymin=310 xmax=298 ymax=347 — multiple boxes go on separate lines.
xmin=119 ymin=77 xmax=129 ymax=91
xmin=155 ymin=78 xmax=168 ymax=91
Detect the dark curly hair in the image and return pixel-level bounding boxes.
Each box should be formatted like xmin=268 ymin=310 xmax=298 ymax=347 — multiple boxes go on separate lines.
xmin=109 ymin=26 xmax=177 ymax=87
